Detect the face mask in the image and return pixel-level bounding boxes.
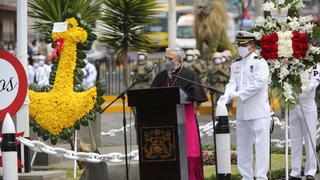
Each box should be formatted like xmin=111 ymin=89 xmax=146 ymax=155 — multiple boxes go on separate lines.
xmin=221 ymin=57 xmax=226 ymax=63
xmin=255 ymin=49 xmax=261 ymax=56
xmin=237 ymin=46 xmax=250 ymax=58
xmin=33 ymin=63 xmax=40 ymax=69
xmin=186 ymin=55 xmax=193 ymax=62
xmin=39 ymin=60 xmax=45 ymax=66
xmin=164 ymin=60 xmax=175 ymax=72
xmin=138 ymin=54 xmax=146 ymax=61
xmin=214 ymin=58 xmax=222 ymax=64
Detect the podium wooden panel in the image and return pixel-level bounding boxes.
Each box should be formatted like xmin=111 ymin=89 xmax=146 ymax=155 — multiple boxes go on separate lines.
xmin=127 ymin=87 xmax=190 ymax=180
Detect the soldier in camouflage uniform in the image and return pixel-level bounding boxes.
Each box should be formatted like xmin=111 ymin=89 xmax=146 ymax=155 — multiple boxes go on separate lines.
xmin=191 ymin=49 xmax=208 ymax=84
xmin=183 ymin=49 xmax=208 ymax=84
xmin=207 ymin=51 xmax=231 ymax=91
xmin=184 ymin=50 xmax=195 ymax=69
xmin=131 ymin=52 xmax=154 ymax=89
xmin=220 ymin=50 xmax=232 ymax=87
xmin=183 ymin=49 xmax=208 ymax=115
xmin=207 ymin=51 xmax=232 ymax=113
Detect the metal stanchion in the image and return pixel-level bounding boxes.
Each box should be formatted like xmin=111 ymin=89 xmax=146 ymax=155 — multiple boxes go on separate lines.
xmin=2 ymin=113 xmax=18 ymax=180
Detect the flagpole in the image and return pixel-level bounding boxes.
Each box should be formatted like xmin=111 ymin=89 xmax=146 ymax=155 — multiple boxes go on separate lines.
xmin=16 ymin=0 xmax=30 ymax=173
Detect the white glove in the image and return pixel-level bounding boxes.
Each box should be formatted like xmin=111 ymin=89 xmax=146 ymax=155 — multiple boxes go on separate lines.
xmin=229 ymin=91 xmax=240 ymax=99
xmin=217 ymin=95 xmax=229 ymax=105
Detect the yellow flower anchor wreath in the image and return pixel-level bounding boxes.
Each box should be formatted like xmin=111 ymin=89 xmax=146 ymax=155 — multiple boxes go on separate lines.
xmin=29 ymin=18 xmax=97 ymax=136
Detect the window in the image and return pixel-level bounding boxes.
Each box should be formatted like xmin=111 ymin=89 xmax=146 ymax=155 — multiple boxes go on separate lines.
xmin=145 ymin=18 xmax=168 ymax=32
xmin=177 ymin=26 xmax=194 ymax=39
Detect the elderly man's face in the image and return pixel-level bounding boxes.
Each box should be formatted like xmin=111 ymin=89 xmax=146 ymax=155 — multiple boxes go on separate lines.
xmin=164 ymin=50 xmax=182 ymax=71
xmin=165 ymin=50 xmax=177 ymax=61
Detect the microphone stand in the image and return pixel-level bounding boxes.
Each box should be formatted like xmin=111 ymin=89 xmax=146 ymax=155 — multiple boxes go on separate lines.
xmin=100 ymin=64 xmax=157 ymax=113
xmin=172 ymin=74 xmax=223 ymax=94
xmin=172 ymin=74 xmax=224 ymax=177
xmin=100 ymin=64 xmax=157 ymax=180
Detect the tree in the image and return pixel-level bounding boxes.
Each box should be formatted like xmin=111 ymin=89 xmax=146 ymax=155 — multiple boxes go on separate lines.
xmin=28 ymin=0 xmax=102 ymax=35
xmin=99 ymin=0 xmax=158 ymax=88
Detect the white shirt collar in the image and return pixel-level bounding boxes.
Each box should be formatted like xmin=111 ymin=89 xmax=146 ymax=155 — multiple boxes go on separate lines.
xmin=243 ymin=52 xmax=256 ymax=61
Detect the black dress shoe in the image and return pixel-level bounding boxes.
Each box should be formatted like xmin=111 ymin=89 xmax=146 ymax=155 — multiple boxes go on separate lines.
xmin=306 ymin=175 xmax=315 ymax=180
xmin=289 ymin=176 xmax=302 ymax=180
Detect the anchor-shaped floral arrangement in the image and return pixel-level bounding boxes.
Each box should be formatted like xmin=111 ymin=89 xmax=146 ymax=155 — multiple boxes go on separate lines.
xmin=29 ymin=17 xmax=105 ymax=144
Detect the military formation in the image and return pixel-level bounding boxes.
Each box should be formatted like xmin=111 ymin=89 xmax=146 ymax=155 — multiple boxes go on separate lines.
xmin=131 ymin=49 xmax=233 ymax=91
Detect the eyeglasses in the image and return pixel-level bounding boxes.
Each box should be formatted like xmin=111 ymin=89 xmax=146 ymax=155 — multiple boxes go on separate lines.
xmin=164 ymin=57 xmax=174 ymax=61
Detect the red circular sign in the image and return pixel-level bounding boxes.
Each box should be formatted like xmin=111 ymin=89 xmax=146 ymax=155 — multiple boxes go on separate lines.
xmin=0 ymin=50 xmax=28 ymax=121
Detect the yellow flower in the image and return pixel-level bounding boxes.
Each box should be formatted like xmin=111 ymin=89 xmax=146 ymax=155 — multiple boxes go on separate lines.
xmin=29 ymin=18 xmax=97 ymax=136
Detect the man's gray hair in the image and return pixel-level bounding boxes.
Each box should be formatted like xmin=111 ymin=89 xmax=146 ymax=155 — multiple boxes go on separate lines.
xmin=166 ymin=47 xmax=185 ymax=61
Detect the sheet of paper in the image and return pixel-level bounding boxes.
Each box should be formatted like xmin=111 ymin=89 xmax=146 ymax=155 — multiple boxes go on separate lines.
xmin=52 ymin=22 xmax=68 ymax=33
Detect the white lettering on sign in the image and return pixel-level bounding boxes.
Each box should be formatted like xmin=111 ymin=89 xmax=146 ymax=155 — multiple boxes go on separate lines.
xmin=0 ymin=59 xmax=19 ymax=110
xmin=52 ymin=22 xmax=68 ymax=33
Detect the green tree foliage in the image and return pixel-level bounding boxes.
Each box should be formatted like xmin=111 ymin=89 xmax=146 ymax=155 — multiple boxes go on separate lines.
xmin=98 ymin=0 xmax=158 ymax=87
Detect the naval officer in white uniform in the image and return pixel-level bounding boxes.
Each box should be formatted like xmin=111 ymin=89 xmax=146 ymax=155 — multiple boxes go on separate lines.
xmin=218 ymin=31 xmax=271 ymax=180
xmin=82 ymin=59 xmax=97 ymax=90
xmin=289 ymin=64 xmax=320 ymax=180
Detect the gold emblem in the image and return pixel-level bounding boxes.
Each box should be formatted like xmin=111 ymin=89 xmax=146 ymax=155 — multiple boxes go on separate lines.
xmin=141 ymin=127 xmax=175 ymax=162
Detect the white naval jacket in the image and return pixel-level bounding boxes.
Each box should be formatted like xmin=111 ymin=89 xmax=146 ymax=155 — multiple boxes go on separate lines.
xmin=225 ymin=52 xmax=270 ymax=120
xmin=82 ymin=62 xmax=97 ymax=89
xmin=297 ymin=64 xmax=320 ymax=112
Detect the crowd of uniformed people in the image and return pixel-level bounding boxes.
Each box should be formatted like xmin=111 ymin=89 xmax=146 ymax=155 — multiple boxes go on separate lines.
xmin=26 ymin=39 xmax=97 ymax=90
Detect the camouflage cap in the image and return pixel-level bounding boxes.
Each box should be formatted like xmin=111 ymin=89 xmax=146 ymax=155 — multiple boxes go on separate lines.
xmin=137 ymin=51 xmax=147 ymax=57
xmin=221 ymin=50 xmax=232 ymax=57
xmin=212 ymin=52 xmax=222 ymax=58
xmin=186 ymin=49 xmax=194 ymax=56
xmin=193 ymin=49 xmax=201 ymax=56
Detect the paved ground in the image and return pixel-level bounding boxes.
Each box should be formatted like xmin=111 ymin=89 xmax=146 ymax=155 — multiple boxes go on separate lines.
xmin=100 ymin=112 xmax=286 ymax=147
xmin=30 ymin=112 xmax=319 ymax=179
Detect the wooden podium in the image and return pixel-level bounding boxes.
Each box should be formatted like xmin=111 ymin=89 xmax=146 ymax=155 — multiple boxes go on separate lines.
xmin=127 ymin=87 xmax=190 ymax=180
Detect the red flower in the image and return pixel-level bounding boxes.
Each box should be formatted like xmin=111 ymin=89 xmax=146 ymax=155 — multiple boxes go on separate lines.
xmin=261 ymin=44 xmax=277 ymax=52
xmin=292 ymin=32 xmax=309 ymax=43
xmin=292 ymin=32 xmax=309 ymax=59
xmin=261 ymin=52 xmax=278 ymax=59
xmin=261 ymin=33 xmax=279 ymax=59
xmin=261 ymin=33 xmax=279 ymax=43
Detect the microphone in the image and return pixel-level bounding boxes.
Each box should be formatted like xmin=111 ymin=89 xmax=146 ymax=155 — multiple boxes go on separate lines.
xmin=145 ymin=64 xmax=158 ymax=75
xmin=151 ymin=63 xmax=158 ymax=72
xmin=167 ymin=70 xmax=172 ymax=80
